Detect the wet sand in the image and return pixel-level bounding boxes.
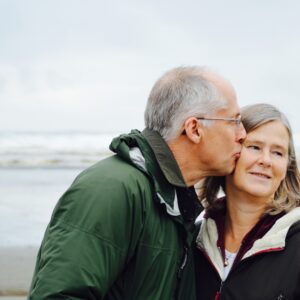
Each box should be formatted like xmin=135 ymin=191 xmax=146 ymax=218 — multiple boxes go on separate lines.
xmin=0 ymin=246 xmax=38 ymax=296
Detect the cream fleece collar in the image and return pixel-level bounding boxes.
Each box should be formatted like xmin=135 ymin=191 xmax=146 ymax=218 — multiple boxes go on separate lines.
xmin=196 ymin=207 xmax=300 ymax=279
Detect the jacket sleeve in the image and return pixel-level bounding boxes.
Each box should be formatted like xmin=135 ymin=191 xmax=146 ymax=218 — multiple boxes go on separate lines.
xmin=29 ymin=167 xmax=147 ymax=299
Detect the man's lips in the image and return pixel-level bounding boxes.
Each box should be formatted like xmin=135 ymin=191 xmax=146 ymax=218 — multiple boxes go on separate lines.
xmin=249 ymin=172 xmax=272 ymax=179
xmin=233 ymin=152 xmax=241 ymax=158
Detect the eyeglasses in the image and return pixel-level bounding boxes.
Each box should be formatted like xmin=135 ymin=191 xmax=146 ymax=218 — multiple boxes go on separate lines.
xmin=197 ymin=116 xmax=242 ymax=127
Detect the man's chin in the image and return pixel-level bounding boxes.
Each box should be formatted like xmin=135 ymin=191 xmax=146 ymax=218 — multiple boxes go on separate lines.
xmin=210 ymin=161 xmax=236 ymax=176
xmin=214 ymin=167 xmax=234 ymax=177
xmin=222 ymin=163 xmax=236 ymax=176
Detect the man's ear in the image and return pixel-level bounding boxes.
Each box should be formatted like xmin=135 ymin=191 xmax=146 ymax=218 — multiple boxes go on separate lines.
xmin=183 ymin=117 xmax=203 ymax=144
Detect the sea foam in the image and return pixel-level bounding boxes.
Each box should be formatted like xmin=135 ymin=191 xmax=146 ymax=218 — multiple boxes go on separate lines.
xmin=0 ymin=131 xmax=117 ymax=168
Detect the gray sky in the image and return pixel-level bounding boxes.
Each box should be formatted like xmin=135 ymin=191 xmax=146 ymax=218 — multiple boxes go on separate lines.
xmin=1 ymin=0 xmax=300 ymax=133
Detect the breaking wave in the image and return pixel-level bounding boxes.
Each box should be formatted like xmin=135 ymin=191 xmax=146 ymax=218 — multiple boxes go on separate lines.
xmin=0 ymin=131 xmax=116 ymax=168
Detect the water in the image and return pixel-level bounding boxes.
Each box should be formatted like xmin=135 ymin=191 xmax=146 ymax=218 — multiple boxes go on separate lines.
xmin=0 ymin=131 xmax=115 ymax=168
xmin=1 ymin=130 xmax=300 ymax=248
xmin=0 ymin=168 xmax=84 ymax=247
xmin=1 ymin=130 xmax=300 ymax=294
xmin=0 ymin=131 xmax=116 ymax=247
xmin=0 ymin=132 xmax=118 ymax=294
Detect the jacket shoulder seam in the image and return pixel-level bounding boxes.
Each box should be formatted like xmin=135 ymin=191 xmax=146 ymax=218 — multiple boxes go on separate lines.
xmin=51 ymin=217 xmax=128 ymax=253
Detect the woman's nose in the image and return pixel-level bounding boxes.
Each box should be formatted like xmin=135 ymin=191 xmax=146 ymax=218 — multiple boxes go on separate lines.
xmin=258 ymin=150 xmax=272 ymax=166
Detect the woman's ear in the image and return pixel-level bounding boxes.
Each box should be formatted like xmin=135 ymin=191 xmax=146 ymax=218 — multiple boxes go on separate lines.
xmin=183 ymin=117 xmax=203 ymax=144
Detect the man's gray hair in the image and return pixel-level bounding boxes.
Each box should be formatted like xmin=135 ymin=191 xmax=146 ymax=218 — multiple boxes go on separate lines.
xmin=144 ymin=66 xmax=228 ymax=141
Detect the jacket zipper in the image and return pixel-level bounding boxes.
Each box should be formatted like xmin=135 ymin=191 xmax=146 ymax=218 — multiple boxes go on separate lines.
xmin=177 ymin=246 xmax=188 ymax=279
xmin=174 ymin=245 xmax=189 ymax=299
xmin=215 ymin=281 xmax=224 ymax=300
xmin=215 ymin=246 xmax=225 ymax=299
xmin=197 ymin=246 xmax=224 ymax=299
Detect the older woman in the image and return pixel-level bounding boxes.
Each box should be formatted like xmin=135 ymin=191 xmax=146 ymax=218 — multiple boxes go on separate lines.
xmin=195 ymin=103 xmax=300 ymax=300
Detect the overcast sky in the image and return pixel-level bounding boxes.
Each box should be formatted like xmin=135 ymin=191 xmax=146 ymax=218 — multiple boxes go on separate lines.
xmin=1 ymin=0 xmax=300 ymax=133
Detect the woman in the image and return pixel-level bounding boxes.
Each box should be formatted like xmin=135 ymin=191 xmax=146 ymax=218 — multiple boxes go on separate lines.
xmin=195 ymin=103 xmax=300 ymax=300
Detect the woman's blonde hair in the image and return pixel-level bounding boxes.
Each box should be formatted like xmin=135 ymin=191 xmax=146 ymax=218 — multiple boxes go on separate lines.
xmin=200 ymin=103 xmax=300 ymax=214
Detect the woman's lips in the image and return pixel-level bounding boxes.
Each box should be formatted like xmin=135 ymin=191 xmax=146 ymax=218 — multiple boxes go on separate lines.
xmin=249 ymin=172 xmax=271 ymax=179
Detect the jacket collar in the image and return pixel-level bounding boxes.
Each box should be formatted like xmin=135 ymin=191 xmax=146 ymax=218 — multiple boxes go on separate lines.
xmin=110 ymin=129 xmax=201 ymax=222
xmin=142 ymin=129 xmax=201 ymax=223
xmin=142 ymin=129 xmax=202 ymax=223
xmin=197 ymin=200 xmax=300 ymax=278
xmin=142 ymin=128 xmax=186 ymax=188
xmin=244 ymin=207 xmax=300 ymax=258
xmin=205 ymin=203 xmax=285 ymax=268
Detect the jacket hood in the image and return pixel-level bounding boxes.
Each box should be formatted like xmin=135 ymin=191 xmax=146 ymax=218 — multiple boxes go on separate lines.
xmin=110 ymin=130 xmax=145 ymax=164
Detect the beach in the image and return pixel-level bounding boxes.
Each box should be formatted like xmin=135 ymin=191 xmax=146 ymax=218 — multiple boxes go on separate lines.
xmin=0 ymin=246 xmax=37 ymax=297
xmin=0 ymin=298 xmax=26 ymax=300
xmin=0 ymin=131 xmax=115 ymax=296
xmin=0 ymin=167 xmax=84 ymax=296
xmin=1 ymin=130 xmax=300 ymax=297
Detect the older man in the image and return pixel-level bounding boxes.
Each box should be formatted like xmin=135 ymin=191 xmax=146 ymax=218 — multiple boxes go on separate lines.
xmin=29 ymin=66 xmax=246 ymax=299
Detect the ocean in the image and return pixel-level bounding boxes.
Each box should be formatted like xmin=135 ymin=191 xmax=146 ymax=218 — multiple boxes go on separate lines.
xmin=2 ymin=130 xmax=300 ymax=295
xmin=1 ymin=130 xmax=300 ymax=248
xmin=0 ymin=131 xmax=116 ymax=248
xmin=0 ymin=131 xmax=114 ymax=169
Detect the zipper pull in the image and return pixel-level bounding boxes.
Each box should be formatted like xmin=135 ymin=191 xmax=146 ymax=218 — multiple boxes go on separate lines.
xmin=177 ymin=246 xmax=188 ymax=279
xmin=215 ymin=281 xmax=223 ymax=300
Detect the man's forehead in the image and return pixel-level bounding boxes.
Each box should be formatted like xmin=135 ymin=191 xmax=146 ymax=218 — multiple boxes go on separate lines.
xmin=202 ymin=70 xmax=236 ymax=98
xmin=217 ymin=97 xmax=240 ymax=117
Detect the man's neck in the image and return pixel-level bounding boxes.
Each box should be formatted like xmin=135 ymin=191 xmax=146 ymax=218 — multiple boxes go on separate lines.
xmin=167 ymin=138 xmax=207 ymax=186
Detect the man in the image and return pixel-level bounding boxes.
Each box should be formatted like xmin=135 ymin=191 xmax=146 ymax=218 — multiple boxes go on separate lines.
xmin=29 ymin=66 xmax=246 ymax=299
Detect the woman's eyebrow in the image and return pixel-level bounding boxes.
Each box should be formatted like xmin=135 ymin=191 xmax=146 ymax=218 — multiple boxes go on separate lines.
xmin=243 ymin=138 xmax=263 ymax=144
xmin=271 ymin=144 xmax=288 ymax=152
xmin=244 ymin=139 xmax=288 ymax=151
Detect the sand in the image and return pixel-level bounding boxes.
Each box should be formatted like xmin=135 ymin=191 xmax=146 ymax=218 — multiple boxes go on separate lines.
xmin=0 ymin=298 xmax=26 ymax=300
xmin=0 ymin=246 xmax=38 ymax=297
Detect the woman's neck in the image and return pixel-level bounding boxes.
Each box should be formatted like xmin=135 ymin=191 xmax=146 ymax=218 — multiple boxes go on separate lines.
xmin=224 ymin=190 xmax=268 ymax=252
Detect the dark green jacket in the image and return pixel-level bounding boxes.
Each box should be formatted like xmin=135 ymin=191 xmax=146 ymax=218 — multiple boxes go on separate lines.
xmin=29 ymin=129 xmax=202 ymax=300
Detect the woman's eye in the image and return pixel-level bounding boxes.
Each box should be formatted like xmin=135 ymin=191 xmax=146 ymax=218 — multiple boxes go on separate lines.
xmin=273 ymin=151 xmax=283 ymax=157
xmin=248 ymin=145 xmax=260 ymax=150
